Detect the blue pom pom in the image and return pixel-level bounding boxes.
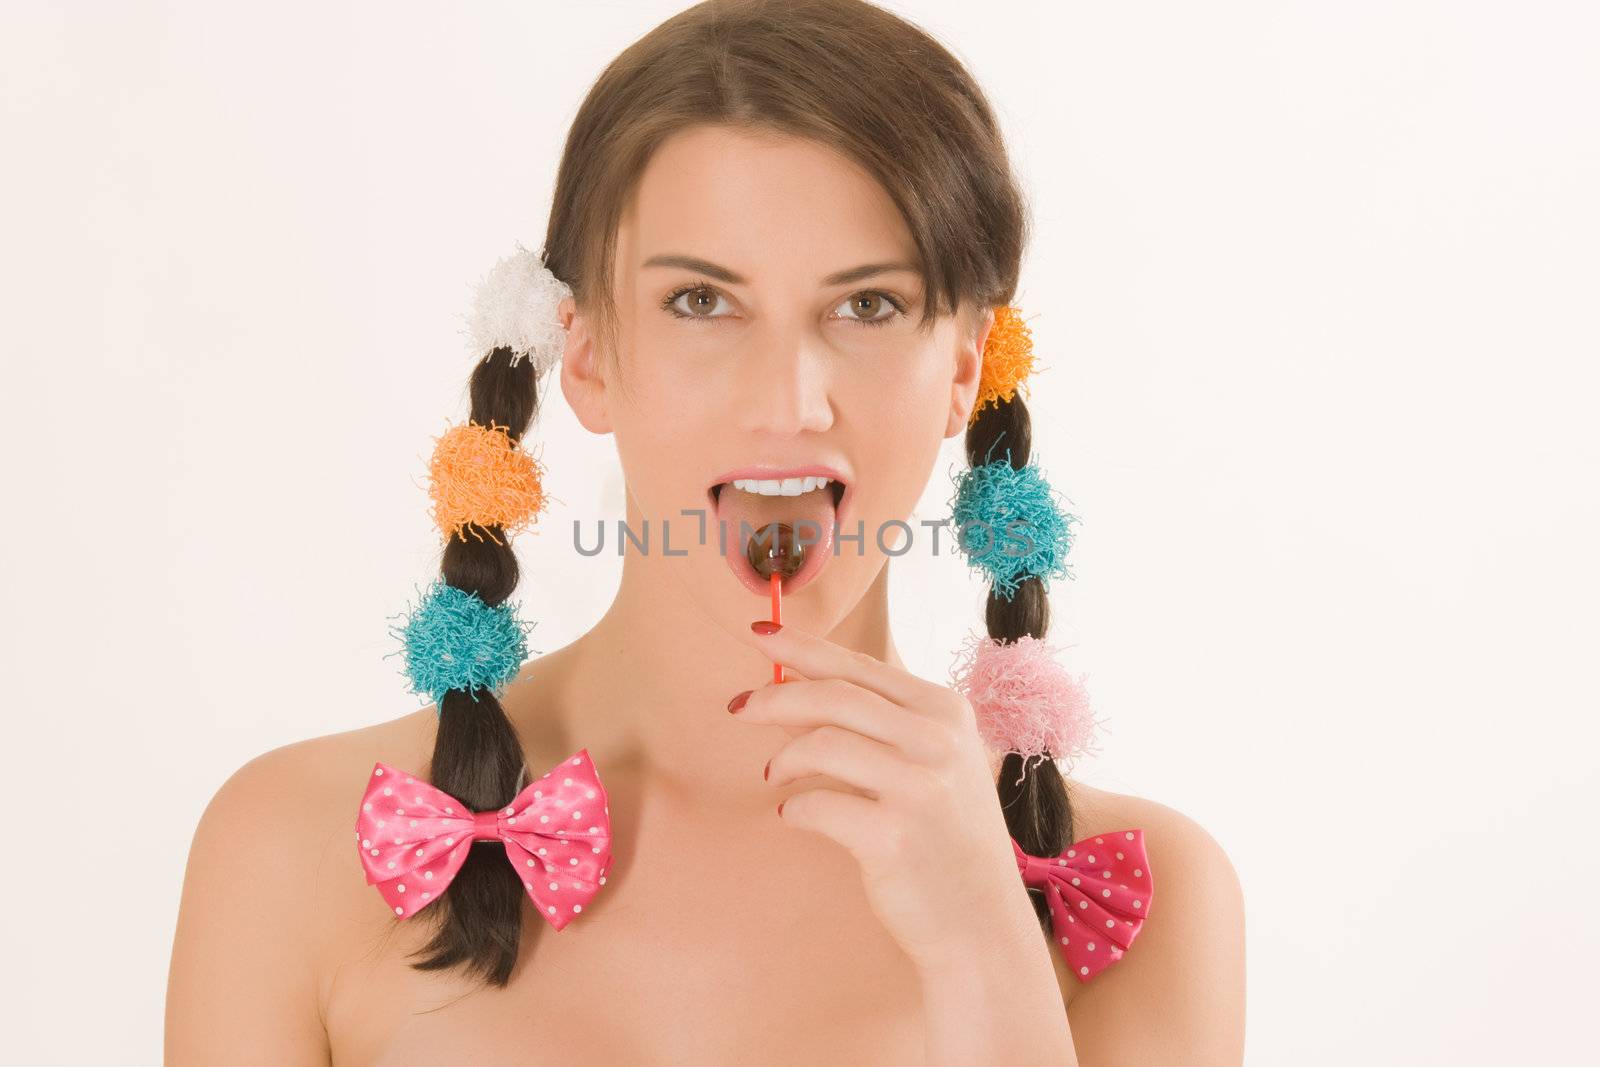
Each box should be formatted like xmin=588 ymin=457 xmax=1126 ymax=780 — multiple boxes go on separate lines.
xmin=383 ymin=578 xmax=534 ymax=708
xmin=947 ymin=451 xmax=1079 ymax=601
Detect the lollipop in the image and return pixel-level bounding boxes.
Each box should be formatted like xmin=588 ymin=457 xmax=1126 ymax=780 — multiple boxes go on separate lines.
xmin=746 ymin=522 xmax=808 ymax=582
xmin=746 ymin=522 xmax=810 ymax=684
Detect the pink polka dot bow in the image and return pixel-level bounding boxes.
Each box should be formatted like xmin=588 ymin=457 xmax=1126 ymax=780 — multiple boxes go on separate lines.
xmin=1013 ymin=829 xmax=1154 ymax=982
xmin=355 ymin=749 xmax=613 ymax=930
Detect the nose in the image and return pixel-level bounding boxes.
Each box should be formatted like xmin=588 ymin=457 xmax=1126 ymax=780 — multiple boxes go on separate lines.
xmin=733 ymin=332 xmax=835 ymax=437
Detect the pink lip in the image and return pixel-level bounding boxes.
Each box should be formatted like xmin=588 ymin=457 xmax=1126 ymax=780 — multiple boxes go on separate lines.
xmin=706 ymin=464 xmax=854 ymax=597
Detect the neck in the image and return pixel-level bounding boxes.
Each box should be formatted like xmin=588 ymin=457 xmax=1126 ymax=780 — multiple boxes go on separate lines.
xmin=509 ymin=540 xmax=903 ymax=813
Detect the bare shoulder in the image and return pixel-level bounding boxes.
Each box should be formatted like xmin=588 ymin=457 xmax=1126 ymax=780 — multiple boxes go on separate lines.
xmin=1054 ymin=776 xmax=1247 ymax=1065
xmin=166 ymin=710 xmax=434 ymax=1065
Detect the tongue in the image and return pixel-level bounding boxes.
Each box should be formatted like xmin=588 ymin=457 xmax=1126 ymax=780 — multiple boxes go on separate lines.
xmin=716 ymin=483 xmax=836 ymax=574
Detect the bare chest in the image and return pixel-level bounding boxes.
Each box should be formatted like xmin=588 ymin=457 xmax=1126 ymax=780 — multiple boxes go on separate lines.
xmin=323 ymin=802 xmax=929 ymax=1066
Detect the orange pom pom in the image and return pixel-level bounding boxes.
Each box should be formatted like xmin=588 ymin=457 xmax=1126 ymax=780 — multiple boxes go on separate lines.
xmin=426 ymin=421 xmax=549 ymax=545
xmin=969 ymin=305 xmax=1038 ymax=426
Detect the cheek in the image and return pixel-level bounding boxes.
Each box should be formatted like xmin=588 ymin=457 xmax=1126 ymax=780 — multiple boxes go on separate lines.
xmin=607 ymin=350 xmax=719 ymax=511
xmin=845 ymin=351 xmax=952 ymax=440
xmin=838 ymin=365 xmax=951 ymax=516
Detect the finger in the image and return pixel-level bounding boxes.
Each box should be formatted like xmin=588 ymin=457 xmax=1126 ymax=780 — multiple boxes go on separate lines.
xmin=737 ymin=677 xmax=952 ymax=763
xmin=775 ymin=785 xmax=889 ymax=855
xmin=744 ymin=620 xmax=953 ymax=716
xmin=766 ymin=724 xmax=933 ymax=799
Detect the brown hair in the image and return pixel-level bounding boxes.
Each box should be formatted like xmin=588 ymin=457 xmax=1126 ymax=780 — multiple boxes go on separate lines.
xmin=415 ymin=0 xmax=1075 ymax=987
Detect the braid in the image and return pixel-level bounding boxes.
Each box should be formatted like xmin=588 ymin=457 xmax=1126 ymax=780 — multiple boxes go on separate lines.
xmin=407 ymin=347 xmax=541 ymax=987
xmin=963 ymin=391 xmax=1077 ymax=933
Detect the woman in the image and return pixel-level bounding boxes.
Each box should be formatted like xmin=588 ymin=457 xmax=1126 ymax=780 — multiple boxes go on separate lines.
xmin=166 ymin=1 xmax=1245 ymax=1063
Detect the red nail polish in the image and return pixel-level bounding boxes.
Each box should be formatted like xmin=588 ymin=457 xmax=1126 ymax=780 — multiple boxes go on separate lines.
xmin=727 ymin=690 xmax=752 ymax=713
xmin=763 ymin=758 xmax=771 ymax=781
xmin=751 ymin=620 xmax=782 ymax=635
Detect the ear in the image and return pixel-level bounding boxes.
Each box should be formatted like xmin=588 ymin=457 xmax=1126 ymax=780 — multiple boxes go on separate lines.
xmin=945 ymin=304 xmax=992 ymax=438
xmin=557 ymin=295 xmax=613 ymax=434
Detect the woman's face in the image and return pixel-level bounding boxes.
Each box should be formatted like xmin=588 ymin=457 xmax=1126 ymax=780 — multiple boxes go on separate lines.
xmin=561 ymin=123 xmax=986 ymax=631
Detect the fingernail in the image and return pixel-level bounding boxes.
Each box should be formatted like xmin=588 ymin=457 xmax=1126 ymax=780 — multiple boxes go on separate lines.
xmin=751 ymin=620 xmax=782 ymax=635
xmin=763 ymin=758 xmax=771 ymax=781
xmin=727 ymin=690 xmax=752 ymax=713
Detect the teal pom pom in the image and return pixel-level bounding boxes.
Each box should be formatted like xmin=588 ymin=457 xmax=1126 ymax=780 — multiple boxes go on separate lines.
xmin=383 ymin=578 xmax=535 ymax=708
xmin=948 ymin=451 xmax=1079 ymax=601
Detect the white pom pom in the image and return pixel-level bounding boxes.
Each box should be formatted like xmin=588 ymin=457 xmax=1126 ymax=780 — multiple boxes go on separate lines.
xmin=464 ymin=242 xmax=573 ymax=377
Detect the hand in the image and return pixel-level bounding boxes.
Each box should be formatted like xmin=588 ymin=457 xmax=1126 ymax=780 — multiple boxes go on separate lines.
xmin=730 ymin=619 xmax=1030 ymax=972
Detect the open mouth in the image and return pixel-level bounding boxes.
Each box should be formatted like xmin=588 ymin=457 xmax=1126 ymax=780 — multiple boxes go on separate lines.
xmin=707 ymin=474 xmax=850 ymax=597
xmin=709 ymin=478 xmax=845 ymax=509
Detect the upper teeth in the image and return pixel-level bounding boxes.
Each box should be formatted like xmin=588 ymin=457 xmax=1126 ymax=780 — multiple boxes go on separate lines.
xmin=729 ymin=476 xmax=834 ymax=497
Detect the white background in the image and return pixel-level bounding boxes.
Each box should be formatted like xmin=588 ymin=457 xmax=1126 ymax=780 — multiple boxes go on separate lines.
xmin=2 ymin=1 xmax=1595 ymax=1062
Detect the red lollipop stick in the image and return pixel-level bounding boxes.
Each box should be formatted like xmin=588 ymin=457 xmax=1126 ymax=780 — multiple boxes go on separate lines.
xmin=770 ymin=570 xmax=784 ymax=684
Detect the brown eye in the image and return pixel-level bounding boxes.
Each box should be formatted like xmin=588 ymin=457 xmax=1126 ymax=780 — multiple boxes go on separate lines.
xmin=662 ymin=284 xmax=731 ymax=320
xmin=683 ymin=287 xmax=718 ymax=315
xmin=834 ymin=290 xmax=905 ymax=327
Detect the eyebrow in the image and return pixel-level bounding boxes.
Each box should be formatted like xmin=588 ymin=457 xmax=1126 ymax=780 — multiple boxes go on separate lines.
xmin=640 ymin=253 xmax=919 ymax=287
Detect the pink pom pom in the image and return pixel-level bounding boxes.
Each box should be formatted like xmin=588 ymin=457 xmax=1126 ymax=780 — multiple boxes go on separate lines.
xmin=949 ymin=631 xmax=1102 ymax=777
